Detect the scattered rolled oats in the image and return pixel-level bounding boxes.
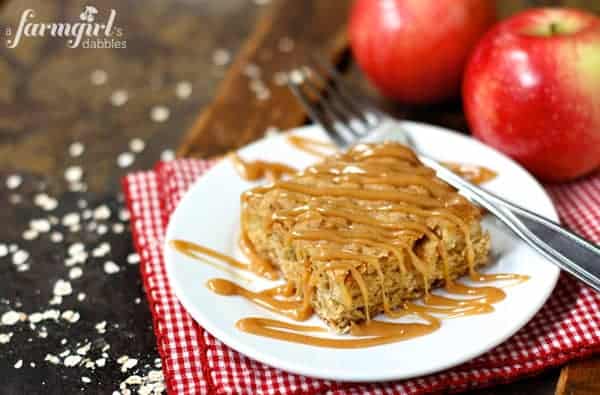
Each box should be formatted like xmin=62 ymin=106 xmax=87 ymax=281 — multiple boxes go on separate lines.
xmin=148 ymin=370 xmax=163 ymax=382
xmin=62 ymin=213 xmax=80 ymax=227
xmin=61 ymin=310 xmax=80 ymax=323
xmin=82 ymin=377 xmax=91 ymax=384
xmin=0 ymin=332 xmax=13 ymax=344
xmin=0 ymin=244 xmax=7 ymax=257
xmin=23 ymin=229 xmax=39 ymax=240
xmin=121 ymin=358 xmax=138 ymax=372
xmin=95 ymin=321 xmax=107 ymax=334
xmin=124 ymin=375 xmax=143 ymax=385
xmin=112 ymin=223 xmax=125 ymax=234
xmin=90 ymin=69 xmax=108 ymax=85
xmin=129 ymin=138 xmax=145 ymax=153
xmin=42 ymin=309 xmax=60 ymax=320
xmin=104 ymin=261 xmax=120 ymax=274
xmin=212 ymin=49 xmax=231 ymax=67
xmin=77 ymin=292 xmax=86 ymax=301
xmin=50 ymin=232 xmax=63 ymax=243
xmin=12 ymin=250 xmax=29 ymax=265
xmin=111 ymin=89 xmax=129 ymax=107
xmin=127 ymin=253 xmax=140 ymax=264
xmin=96 ymin=358 xmax=106 ymax=367
xmin=44 ymin=354 xmax=60 ymax=364
xmin=1 ymin=311 xmax=22 ymax=326
xmin=119 ymin=208 xmax=130 ymax=221
xmin=175 ymin=81 xmax=193 ymax=99
xmin=34 ymin=193 xmax=58 ymax=211
xmin=92 ymin=242 xmax=111 ymax=257
xmin=64 ymin=166 xmax=83 ymax=183
xmin=64 ymin=355 xmax=82 ymax=367
xmin=76 ymin=342 xmax=91 ymax=355
xmin=31 ymin=219 xmax=51 ymax=233
xmin=29 ymin=218 xmax=52 ymax=233
xmin=150 ymin=106 xmax=170 ymax=123
xmin=14 ymin=359 xmax=23 ymax=369
xmin=49 ymin=295 xmax=63 ymax=305
xmin=6 ymin=174 xmax=22 ymax=189
xmin=68 ymin=242 xmax=84 ymax=255
xmin=28 ymin=313 xmax=43 ymax=324
xmin=94 ymin=205 xmax=111 ymax=220
xmin=160 ymin=149 xmax=175 ymax=162
xmin=69 ymin=142 xmax=85 ymax=157
xmin=53 ymin=279 xmax=73 ymax=296
xmin=117 ymin=152 xmax=135 ymax=168
xmin=69 ymin=267 xmax=83 ymax=280
xmin=16 ymin=263 xmax=30 ymax=272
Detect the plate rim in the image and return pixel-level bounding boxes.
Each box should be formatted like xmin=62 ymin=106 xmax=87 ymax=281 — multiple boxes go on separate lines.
xmin=164 ymin=121 xmax=560 ymax=382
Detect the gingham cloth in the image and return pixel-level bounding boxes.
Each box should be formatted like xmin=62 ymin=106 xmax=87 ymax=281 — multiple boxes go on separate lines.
xmin=123 ymin=159 xmax=600 ymax=395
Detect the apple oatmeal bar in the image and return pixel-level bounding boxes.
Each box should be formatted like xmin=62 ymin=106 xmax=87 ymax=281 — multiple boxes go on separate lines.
xmin=241 ymin=142 xmax=491 ymax=333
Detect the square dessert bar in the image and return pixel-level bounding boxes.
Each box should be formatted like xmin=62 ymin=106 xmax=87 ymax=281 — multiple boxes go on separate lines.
xmin=241 ymin=142 xmax=490 ymax=333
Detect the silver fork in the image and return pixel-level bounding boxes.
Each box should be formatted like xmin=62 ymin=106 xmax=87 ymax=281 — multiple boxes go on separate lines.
xmin=288 ymin=58 xmax=600 ymax=293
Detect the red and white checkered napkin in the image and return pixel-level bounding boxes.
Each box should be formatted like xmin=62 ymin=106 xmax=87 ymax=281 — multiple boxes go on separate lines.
xmin=123 ymin=159 xmax=600 ymax=395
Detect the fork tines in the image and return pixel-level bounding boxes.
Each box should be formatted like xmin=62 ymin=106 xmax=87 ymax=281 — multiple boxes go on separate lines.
xmin=287 ymin=56 xmax=380 ymax=149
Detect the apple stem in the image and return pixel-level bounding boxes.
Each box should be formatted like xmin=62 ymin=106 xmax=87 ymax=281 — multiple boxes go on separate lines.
xmin=549 ymin=22 xmax=559 ymax=35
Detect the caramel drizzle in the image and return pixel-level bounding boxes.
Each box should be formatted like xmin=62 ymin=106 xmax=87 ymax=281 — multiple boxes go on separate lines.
xmin=442 ymin=162 xmax=498 ymax=185
xmin=229 ymin=153 xmax=297 ymax=182
xmin=236 ymin=314 xmax=440 ymax=349
xmin=286 ymin=135 xmax=334 ymax=158
xmin=170 ymin=239 xmax=278 ymax=281
xmin=286 ymin=135 xmax=497 ymax=185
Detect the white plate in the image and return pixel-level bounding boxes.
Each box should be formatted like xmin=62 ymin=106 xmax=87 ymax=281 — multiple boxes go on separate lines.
xmin=164 ymin=122 xmax=560 ymax=382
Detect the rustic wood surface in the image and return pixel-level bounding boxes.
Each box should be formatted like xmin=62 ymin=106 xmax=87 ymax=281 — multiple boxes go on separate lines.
xmin=0 ymin=0 xmax=598 ymax=394
xmin=177 ymin=0 xmax=351 ymax=158
xmin=556 ymin=355 xmax=600 ymax=395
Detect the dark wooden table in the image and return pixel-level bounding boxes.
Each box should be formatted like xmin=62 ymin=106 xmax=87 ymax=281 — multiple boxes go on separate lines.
xmin=0 ymin=1 xmax=598 ymax=394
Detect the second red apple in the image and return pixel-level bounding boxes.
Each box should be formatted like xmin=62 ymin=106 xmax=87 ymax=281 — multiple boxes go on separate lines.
xmin=464 ymin=8 xmax=600 ymax=182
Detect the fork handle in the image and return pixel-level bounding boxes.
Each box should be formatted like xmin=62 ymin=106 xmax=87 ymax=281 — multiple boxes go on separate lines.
xmin=421 ymin=157 xmax=600 ymax=293
xmin=515 ymin=212 xmax=600 ymax=284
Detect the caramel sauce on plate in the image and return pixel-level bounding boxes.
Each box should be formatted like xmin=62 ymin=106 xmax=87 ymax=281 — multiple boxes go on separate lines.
xmin=171 ymin=238 xmax=527 ymax=348
xmin=236 ymin=315 xmax=440 ymax=349
xmin=170 ymin=139 xmax=524 ymax=348
xmin=229 ymin=152 xmax=297 ymax=181
xmin=442 ymin=162 xmax=498 ymax=185
xmin=286 ymin=135 xmax=334 ymax=158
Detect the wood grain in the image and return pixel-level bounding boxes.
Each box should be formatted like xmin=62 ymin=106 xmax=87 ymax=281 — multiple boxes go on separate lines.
xmin=177 ymin=0 xmax=351 ymax=158
xmin=556 ymin=356 xmax=600 ymax=395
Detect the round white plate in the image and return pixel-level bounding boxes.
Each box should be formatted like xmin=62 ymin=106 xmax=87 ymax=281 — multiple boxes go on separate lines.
xmin=164 ymin=122 xmax=560 ymax=382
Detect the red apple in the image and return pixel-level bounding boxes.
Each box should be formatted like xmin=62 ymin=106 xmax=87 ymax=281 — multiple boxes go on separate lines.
xmin=349 ymin=0 xmax=496 ymax=104
xmin=464 ymin=8 xmax=600 ymax=182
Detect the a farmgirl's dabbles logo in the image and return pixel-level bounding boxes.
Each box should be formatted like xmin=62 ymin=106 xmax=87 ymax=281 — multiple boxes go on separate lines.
xmin=6 ymin=6 xmax=126 ymax=49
